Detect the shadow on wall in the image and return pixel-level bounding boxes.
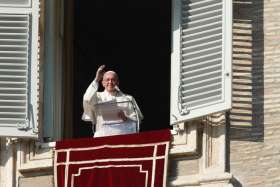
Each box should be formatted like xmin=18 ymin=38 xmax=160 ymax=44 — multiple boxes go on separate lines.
xmin=231 ymin=176 xmax=243 ymax=187
xmin=228 ymin=0 xmax=264 ymax=142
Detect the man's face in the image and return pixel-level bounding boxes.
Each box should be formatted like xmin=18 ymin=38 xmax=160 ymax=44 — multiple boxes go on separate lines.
xmin=102 ymin=72 xmax=119 ymax=93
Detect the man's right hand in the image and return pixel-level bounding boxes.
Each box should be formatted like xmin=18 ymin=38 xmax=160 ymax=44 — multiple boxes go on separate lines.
xmin=95 ymin=65 xmax=105 ymax=82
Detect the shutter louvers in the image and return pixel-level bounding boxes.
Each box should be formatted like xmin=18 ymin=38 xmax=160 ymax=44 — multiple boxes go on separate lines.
xmin=0 ymin=14 xmax=29 ymax=126
xmin=181 ymin=0 xmax=223 ymax=109
xmin=171 ymin=0 xmax=232 ymax=124
xmin=0 ymin=0 xmax=39 ymax=137
xmin=0 ymin=0 xmax=30 ymax=7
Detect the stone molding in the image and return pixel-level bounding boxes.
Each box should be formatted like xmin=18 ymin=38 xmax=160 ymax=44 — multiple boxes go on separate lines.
xmin=169 ymin=172 xmax=233 ymax=187
xmin=170 ymin=122 xmax=199 ymax=156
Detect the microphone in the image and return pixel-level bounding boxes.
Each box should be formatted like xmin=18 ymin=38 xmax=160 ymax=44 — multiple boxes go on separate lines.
xmin=115 ymin=86 xmax=140 ymax=133
xmin=123 ymin=95 xmax=140 ymax=133
xmin=115 ymin=85 xmax=121 ymax=92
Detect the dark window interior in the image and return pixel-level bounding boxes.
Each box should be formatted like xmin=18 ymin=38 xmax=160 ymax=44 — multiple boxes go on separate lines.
xmin=73 ymin=0 xmax=171 ymax=138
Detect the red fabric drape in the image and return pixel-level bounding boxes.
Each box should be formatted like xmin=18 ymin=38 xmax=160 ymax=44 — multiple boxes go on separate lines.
xmin=55 ymin=129 xmax=171 ymax=187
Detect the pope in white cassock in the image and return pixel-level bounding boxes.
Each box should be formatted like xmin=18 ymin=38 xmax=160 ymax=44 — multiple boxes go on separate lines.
xmin=82 ymin=65 xmax=144 ymax=137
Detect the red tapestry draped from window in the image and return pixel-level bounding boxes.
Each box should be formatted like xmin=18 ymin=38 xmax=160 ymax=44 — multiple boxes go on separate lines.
xmin=54 ymin=129 xmax=171 ymax=187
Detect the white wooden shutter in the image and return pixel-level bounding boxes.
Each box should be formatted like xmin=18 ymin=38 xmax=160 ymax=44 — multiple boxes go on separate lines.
xmin=0 ymin=0 xmax=39 ymax=137
xmin=0 ymin=0 xmax=31 ymax=7
xmin=170 ymin=0 xmax=232 ymax=125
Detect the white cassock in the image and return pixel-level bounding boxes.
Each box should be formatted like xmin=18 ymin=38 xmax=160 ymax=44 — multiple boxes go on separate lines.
xmin=82 ymin=80 xmax=144 ymax=137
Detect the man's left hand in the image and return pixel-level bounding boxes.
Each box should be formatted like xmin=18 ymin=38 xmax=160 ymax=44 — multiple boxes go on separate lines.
xmin=118 ymin=111 xmax=127 ymax=122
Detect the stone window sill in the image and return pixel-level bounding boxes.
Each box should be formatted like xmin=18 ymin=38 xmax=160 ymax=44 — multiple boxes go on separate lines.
xmin=19 ymin=125 xmax=198 ymax=172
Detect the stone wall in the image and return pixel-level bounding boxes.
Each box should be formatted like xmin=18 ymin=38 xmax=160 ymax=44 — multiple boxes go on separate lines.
xmin=229 ymin=0 xmax=280 ymax=186
xmin=19 ymin=175 xmax=53 ymax=187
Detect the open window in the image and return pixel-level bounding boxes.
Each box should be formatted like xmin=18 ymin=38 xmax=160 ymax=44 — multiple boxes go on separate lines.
xmin=73 ymin=0 xmax=232 ymax=138
xmin=72 ymin=0 xmax=172 ymax=137
xmin=0 ymin=0 xmax=232 ymax=140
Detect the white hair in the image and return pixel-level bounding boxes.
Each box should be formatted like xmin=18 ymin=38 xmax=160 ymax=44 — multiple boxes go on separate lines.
xmin=102 ymin=70 xmax=119 ymax=81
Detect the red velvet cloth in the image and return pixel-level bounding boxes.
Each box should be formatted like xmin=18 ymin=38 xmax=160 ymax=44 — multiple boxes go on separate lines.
xmin=55 ymin=129 xmax=171 ymax=187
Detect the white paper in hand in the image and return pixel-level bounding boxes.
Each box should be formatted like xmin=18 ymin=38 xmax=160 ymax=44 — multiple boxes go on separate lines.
xmin=95 ymin=100 xmax=128 ymax=124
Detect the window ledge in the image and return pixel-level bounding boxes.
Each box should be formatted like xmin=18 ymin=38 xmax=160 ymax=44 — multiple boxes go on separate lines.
xmin=170 ymin=122 xmax=198 ymax=156
xmin=170 ymin=143 xmax=197 ymax=155
xmin=36 ymin=141 xmax=56 ymax=149
xmin=169 ymin=172 xmax=233 ymax=186
xmin=18 ymin=159 xmax=53 ymax=173
xmin=19 ymin=124 xmax=199 ymax=172
xmin=18 ymin=142 xmax=55 ymax=173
